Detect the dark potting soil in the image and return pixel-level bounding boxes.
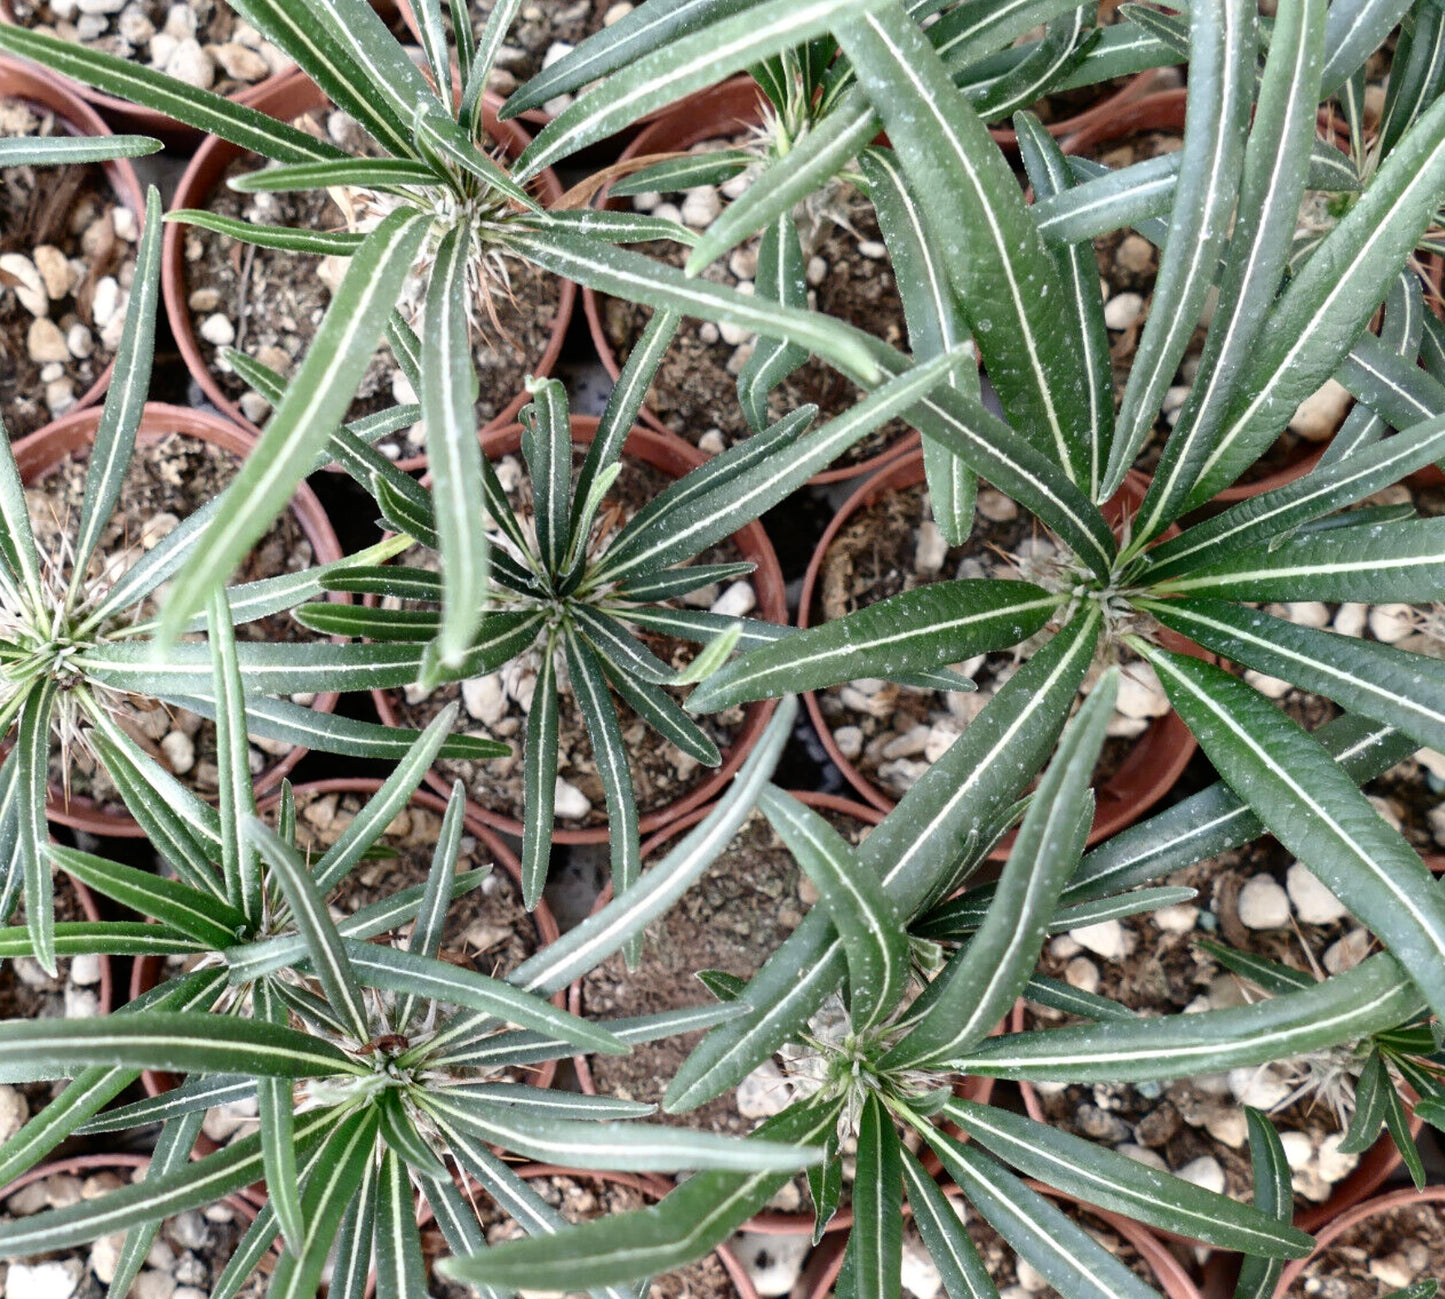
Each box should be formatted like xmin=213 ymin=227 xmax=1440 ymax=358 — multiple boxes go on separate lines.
xmin=1286 ymin=1199 xmax=1445 ymax=1296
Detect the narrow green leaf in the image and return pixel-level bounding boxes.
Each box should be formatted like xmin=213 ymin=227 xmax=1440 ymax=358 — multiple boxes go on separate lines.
xmin=899 ymin=1147 xmax=997 ymax=1299
xmin=521 ymin=634 xmax=559 ymax=910
xmin=253 ymin=981 xmax=304 ymax=1252
xmin=852 ymin=1094 xmax=903 ymax=1299
xmin=16 ymin=678 xmax=58 ymax=975
xmin=0 ymin=134 xmax=161 ymax=164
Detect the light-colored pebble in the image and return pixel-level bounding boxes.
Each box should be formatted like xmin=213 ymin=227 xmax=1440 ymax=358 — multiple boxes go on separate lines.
xmin=1069 ymin=919 xmax=1129 ymax=961
xmin=211 ymin=41 xmax=269 ymax=81
xmin=1324 ymin=926 xmax=1371 ymax=974
xmin=462 ymin=673 xmax=507 ymax=727
xmin=1285 ymin=861 xmax=1348 ymax=925
xmin=1063 ymin=956 xmax=1099 ymax=993
xmin=735 ymin=1232 xmax=810 ymax=1297
xmin=0 ymin=1084 xmax=25 ymax=1143
xmin=0 ymin=253 xmax=48 ymax=317
xmin=31 ymin=245 xmax=72 ymax=300
xmin=66 ymin=323 xmax=93 ymax=359
xmin=160 ymin=730 xmax=195 ymax=776
xmin=1334 ymin=602 xmax=1368 ymax=637
xmin=1115 ymin=1143 xmax=1168 ymax=1172
xmin=92 ymin=276 xmax=121 ymax=328
xmin=710 ymin=581 xmax=755 ymax=618
xmin=806 ymin=256 xmax=827 ymax=286
xmin=736 ymin=1059 xmax=791 ymax=1119
xmin=1289 ymin=378 xmax=1352 ymax=441
xmin=1115 ymin=664 xmax=1170 ymax=720
xmin=882 ymin=725 xmax=931 ymax=760
xmin=857 ymin=239 xmax=887 ymax=259
xmin=975 ymin=488 xmax=1017 ymax=523
xmin=1115 ymin=234 xmax=1154 ymax=273
xmin=1153 ymin=903 xmax=1198 ymax=933
xmin=680 ymin=187 xmax=722 ymax=229
xmin=554 ymin=778 xmax=591 ymax=820
xmin=1103 ymin=292 xmax=1144 ymax=330
xmin=924 ymin=720 xmax=961 ymax=763
xmin=69 ymin=953 xmax=101 ymax=987
xmin=27 ymin=317 xmax=70 ymax=364
xmin=6 ymin=1261 xmax=81 ymax=1299
xmin=199 ymin=313 xmax=235 ymax=346
xmin=914 ymin=520 xmax=947 ymax=573
xmin=1243 ymin=669 xmax=1292 ymax=699
xmin=238 ymin=392 xmax=270 ymax=424
xmin=1177 ymin=1155 xmax=1226 ymax=1195
xmin=1238 ymin=874 xmax=1291 ymax=929
xmin=833 ymin=726 xmax=863 ymax=760
xmin=1229 ymin=1065 xmax=1291 ymax=1109
xmin=164 ymin=37 xmax=215 ymax=89
xmin=1370 ymin=603 xmax=1415 ymax=643
xmin=187 ymin=286 xmax=220 ymax=313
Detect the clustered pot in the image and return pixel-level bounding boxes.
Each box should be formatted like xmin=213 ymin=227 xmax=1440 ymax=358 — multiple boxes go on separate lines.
xmin=0 ymin=54 xmax=145 ymax=435
xmin=371 ymin=416 xmax=787 ymax=846
xmin=162 ymin=68 xmax=575 ymax=470
xmin=12 ymin=401 xmax=343 ymax=837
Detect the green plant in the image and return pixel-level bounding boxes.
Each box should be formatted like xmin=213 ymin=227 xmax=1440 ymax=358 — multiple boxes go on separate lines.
xmin=0 ymin=187 xmax=496 ymax=974
xmin=0 ymin=624 xmax=821 ymax=1296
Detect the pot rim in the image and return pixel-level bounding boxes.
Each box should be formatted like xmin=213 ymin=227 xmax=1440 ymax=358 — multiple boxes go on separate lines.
xmin=798 ymin=449 xmax=1197 ymax=848
xmin=160 ymin=68 xmax=574 ymax=472
xmin=11 ymin=401 xmax=343 ymax=836
xmin=0 ymin=54 xmax=146 ymax=426
xmin=369 ymin=415 xmax=786 ymax=845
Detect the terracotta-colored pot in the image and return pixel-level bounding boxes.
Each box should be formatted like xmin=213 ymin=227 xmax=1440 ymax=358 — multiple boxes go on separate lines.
xmin=989 ymin=66 xmax=1182 ymax=152
xmin=0 ymin=55 xmax=145 ymax=426
xmin=583 ymin=76 xmax=923 ymax=487
xmin=800 ymin=451 xmax=1198 ymax=850
xmin=162 ymin=69 xmax=574 ymax=472
xmin=371 ymin=415 xmax=787 ymax=847
xmin=11 ymin=402 xmax=343 ymax=837
xmin=131 ymin=777 xmax=565 ymax=1148
xmin=414 ymin=1164 xmax=759 ymax=1299
xmin=6 ymin=867 xmax=114 ymax=1016
xmin=799 ymin=1177 xmax=1201 ymax=1299
xmin=1274 ymin=1185 xmax=1445 ymax=1297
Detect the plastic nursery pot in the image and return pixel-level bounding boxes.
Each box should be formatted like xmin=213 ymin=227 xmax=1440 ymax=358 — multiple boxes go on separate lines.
xmin=370 ymin=415 xmax=787 ymax=847
xmin=1060 ymin=89 xmax=1327 ymax=504
xmin=568 ymin=792 xmax=1006 ymax=1237
xmin=582 ymin=76 xmax=923 ymax=486
xmin=1273 ymin=1184 xmax=1445 ymax=1297
xmin=0 ymin=2 xmax=300 ymax=141
xmin=799 ymin=450 xmax=1198 ymax=849
xmin=413 ymin=1164 xmax=760 ymax=1299
xmin=11 ymin=401 xmax=343 ymax=838
xmin=798 ymin=1178 xmax=1201 ymax=1299
xmin=0 ymin=55 xmax=145 ymax=430
xmin=161 ymin=69 xmax=574 ymax=470
xmin=131 ymin=777 xmax=566 ymax=1146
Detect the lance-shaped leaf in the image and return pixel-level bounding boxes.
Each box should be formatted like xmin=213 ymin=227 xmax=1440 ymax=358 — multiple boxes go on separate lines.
xmin=437 ymin=1099 xmax=838 ymax=1290
xmin=1102 ymin=0 xmax=1255 ymax=497
xmin=0 ymin=1013 xmax=364 ymax=1083
xmin=1151 ymin=518 xmax=1445 ymax=602
xmin=899 ymin=1146 xmax=996 ymax=1299
xmin=247 ymin=820 xmax=371 ymax=1043
xmin=943 ymin=1099 xmax=1311 ymax=1256
xmin=424 ymin=225 xmax=489 ymax=668
xmin=166 ymin=210 xmax=363 ymax=255
xmin=924 ymin=1134 xmax=1158 ymax=1299
xmin=836 ymin=4 xmax=1090 ymax=485
xmin=207 ymin=586 xmax=261 ymax=922
xmin=443 ymin=1083 xmax=653 ymax=1121
xmin=757 ymin=786 xmax=906 ymax=1030
xmin=851 ymin=1093 xmax=903 ymax=1299
xmin=953 ymin=950 xmax=1422 ymax=1080
xmin=1145 ymin=598 xmax=1445 ymax=753
xmin=396 ymin=779 xmax=468 ymax=1032
xmin=1185 ymin=90 xmax=1445 ymax=506
xmin=518 ymin=629 xmax=559 ymax=912
xmin=885 ymin=674 xmax=1116 ymax=1068
xmin=1234 ymin=1109 xmax=1294 ymax=1299
xmin=1139 ymin=645 xmax=1445 ymax=1020
xmin=1339 ymin=1048 xmax=1392 ymax=1155
xmin=1377 ymin=0 xmax=1445 ymax=157
xmin=252 ymin=980 xmax=304 ymax=1252
xmin=666 ymin=608 xmax=1102 ymax=1112
xmin=77 ymin=1076 xmax=256 ymax=1135
xmin=16 ymin=678 xmax=58 ymax=975
xmin=1320 ymin=0 xmax=1411 ymax=95
xmin=512 ymin=0 xmax=885 ymax=180
xmin=71 ymin=187 xmax=162 ymax=585
xmin=690 ymin=580 xmax=1056 ymax=712
xmin=160 ymin=207 xmax=430 ymax=639
xmin=374 ymin=1147 xmax=425 ymax=1299
xmin=0 ymin=134 xmax=161 ymax=164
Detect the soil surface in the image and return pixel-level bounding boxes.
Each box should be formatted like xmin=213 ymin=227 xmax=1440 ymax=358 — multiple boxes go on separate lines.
xmin=605 ymin=149 xmax=913 ymax=467
xmin=461 ymin=0 xmax=615 ymax=102
xmin=579 ymin=805 xmax=869 ymax=1137
xmin=0 ymin=96 xmax=136 ymax=438
xmin=26 ymin=430 xmax=319 ymax=815
xmin=1287 ymin=1199 xmax=1445 ymax=1296
xmin=181 ymin=106 xmax=561 ymax=459
xmin=0 ymin=1169 xmax=265 ymax=1299
xmin=392 ymin=448 xmax=751 ymax=828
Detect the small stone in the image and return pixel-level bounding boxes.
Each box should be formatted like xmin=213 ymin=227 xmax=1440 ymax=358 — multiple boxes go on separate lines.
xmin=1070 ymin=919 xmax=1130 ymax=961
xmin=0 ymin=1085 xmax=25 ymax=1143
xmin=169 ymin=1211 xmax=210 ymax=1251
xmin=1430 ymin=803 xmax=1445 ymax=849
xmin=735 ymin=1232 xmax=810 ymax=1298
xmin=1278 ymin=1129 xmax=1315 ymax=1170
xmin=914 ymin=520 xmax=947 ymax=573
xmin=199 ymin=313 xmax=235 ymax=346
xmin=462 ymin=674 xmax=507 ymax=726
xmin=1115 ymin=1143 xmax=1168 ymax=1172
xmin=6 ymin=1262 xmax=81 ymax=1299
xmin=238 ymin=392 xmax=270 ymax=424
xmin=1289 ymin=378 xmax=1353 ymax=441
xmin=1315 ymin=1132 xmax=1360 ymax=1184
xmin=1115 ymin=234 xmax=1154 ymax=273
xmin=710 ymin=581 xmax=756 ymax=618
xmin=1201 ymin=1105 xmax=1248 ymax=1148
xmin=186 ymin=288 xmax=221 ymax=316
xmin=833 ymin=726 xmax=863 ymax=760
xmin=1103 ymin=292 xmax=1144 ymax=330
xmin=133 ymin=1270 xmax=176 ymax=1299
xmin=1333 ymin=601 xmax=1368 ymax=638
xmin=1238 ymin=875 xmax=1291 ymax=929
xmin=697 ymin=321 xmax=720 ymax=346
xmin=1115 ymin=664 xmax=1170 ymax=720
xmin=112 ymin=206 xmax=137 ymax=242
xmin=1153 ymin=903 xmax=1198 ymax=934
xmin=680 ymin=186 xmax=722 ymax=229
xmin=211 ymin=41 xmax=269 ymax=81
xmin=1286 ymin=861 xmax=1348 ymax=925
xmin=165 ymin=37 xmax=214 ymax=88
xmin=65 ymin=986 xmax=100 ymax=1018
xmin=92 ymin=276 xmax=121 ymax=328
xmin=1244 ymin=669 xmax=1292 ymax=699
xmin=1075 ymin=1104 xmax=1128 ymax=1143
xmin=806 ymin=256 xmax=827 ymax=286
xmin=66 ymin=323 xmax=93 ymax=359
xmin=1324 ymin=926 xmax=1371 ymax=974
xmin=554 ymin=779 xmax=591 ymax=820
xmin=116 ymin=4 xmax=153 ymax=41
xmin=31 ymin=245 xmax=72 ymax=300
xmin=1371 ymin=1256 xmax=1419 ymax=1290
xmin=0 ymin=253 xmax=48 ymax=317
xmin=1063 ymin=956 xmax=1099 ymax=993
xmin=728 ymin=246 xmax=758 ymax=280
xmin=882 ymin=725 xmax=931 ymax=760
xmin=160 ymin=730 xmax=195 ymax=775
xmin=857 ymin=239 xmax=888 ymax=259
xmin=900 ymin=1237 xmax=943 ymax=1299
xmin=27 ymin=317 xmax=69 ymax=363
xmin=736 ymin=1059 xmax=791 ymax=1119
xmin=878 ymin=758 xmax=927 ymax=792
xmin=603 ymin=1 xmax=633 ymax=23
xmin=1177 ymin=1155 xmax=1226 ymax=1195
xmin=69 ymin=952 xmax=102 ymax=987
xmin=90 ymin=1235 xmax=123 ymax=1285
xmin=1415 ymin=748 xmax=1445 ymax=781
xmin=924 ymin=720 xmax=961 ymax=763
xmin=1229 ymin=1065 xmax=1291 ymax=1109
xmin=1370 ymin=603 xmax=1415 ymax=643
xmin=148 ymin=31 xmax=178 ymax=66
xmin=975 ymin=488 xmax=1017 ymax=522
xmin=1013 ymin=1260 xmax=1048 ymax=1294
xmin=162 ymin=1 xmax=193 ymax=34
xmin=1283 ymin=601 xmax=1331 ymax=628
xmin=697 ymin=428 xmax=725 ymax=455
xmin=718 ymin=320 xmax=749 ymax=347
xmin=44 ymin=378 xmax=75 ymax=415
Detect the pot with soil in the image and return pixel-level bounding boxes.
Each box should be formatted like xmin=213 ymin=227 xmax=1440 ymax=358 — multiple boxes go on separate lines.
xmin=800 ymin=451 xmax=1197 ymax=847
xmin=419 ymin=1165 xmax=759 ymax=1299
xmin=0 ymin=0 xmax=295 ymax=139
xmin=584 ymin=77 xmax=924 ymax=485
xmin=1274 ymin=1185 xmax=1445 ymax=1297
xmin=12 ymin=401 xmax=343 ymax=837
xmin=162 ymin=69 xmax=574 ymax=470
xmin=799 ymin=1181 xmax=1201 ymax=1299
xmin=0 ymin=1153 xmax=267 ymax=1299
xmin=0 ymin=56 xmax=144 ymax=440
xmin=371 ymin=416 xmax=787 ymax=847
xmin=130 ymin=777 xmax=563 ymax=1144
xmin=1020 ymin=829 xmax=1418 ymax=1244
